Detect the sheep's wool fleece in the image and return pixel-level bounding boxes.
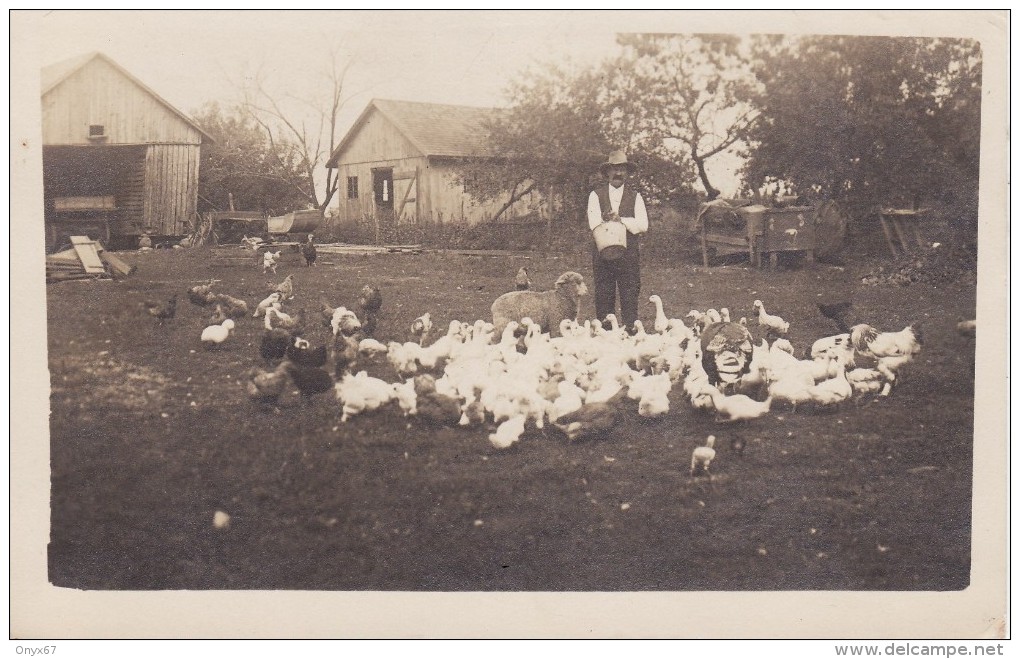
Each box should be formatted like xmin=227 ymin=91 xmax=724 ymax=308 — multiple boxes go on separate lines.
xmin=492 ymin=290 xmax=576 ymax=337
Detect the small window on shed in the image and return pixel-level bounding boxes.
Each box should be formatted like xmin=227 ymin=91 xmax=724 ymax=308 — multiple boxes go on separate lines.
xmin=347 ymin=176 xmax=359 ymax=199
xmin=89 ymin=124 xmax=106 ymax=138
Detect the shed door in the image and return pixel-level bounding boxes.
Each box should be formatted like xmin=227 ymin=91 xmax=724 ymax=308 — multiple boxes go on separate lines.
xmin=372 ymin=168 xmax=394 ymax=223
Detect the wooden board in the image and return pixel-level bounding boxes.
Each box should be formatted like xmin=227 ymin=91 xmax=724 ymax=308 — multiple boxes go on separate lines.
xmin=70 ymin=236 xmax=107 ymax=274
xmin=97 ymin=250 xmax=136 ymax=277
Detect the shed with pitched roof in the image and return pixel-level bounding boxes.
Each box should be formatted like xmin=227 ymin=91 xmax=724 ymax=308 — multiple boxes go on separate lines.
xmin=41 ymin=52 xmax=213 ymax=250
xmin=325 ymin=98 xmax=542 ymax=228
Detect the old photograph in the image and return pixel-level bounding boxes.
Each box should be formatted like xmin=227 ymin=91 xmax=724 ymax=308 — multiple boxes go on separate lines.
xmin=11 ymin=10 xmax=1007 ymax=639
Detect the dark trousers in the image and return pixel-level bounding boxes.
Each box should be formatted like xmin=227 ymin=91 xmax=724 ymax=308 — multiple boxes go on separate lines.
xmin=592 ymin=238 xmax=641 ymax=327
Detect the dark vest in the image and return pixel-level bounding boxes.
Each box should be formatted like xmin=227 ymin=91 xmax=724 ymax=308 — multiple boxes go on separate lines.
xmin=595 ymin=185 xmax=638 ymax=222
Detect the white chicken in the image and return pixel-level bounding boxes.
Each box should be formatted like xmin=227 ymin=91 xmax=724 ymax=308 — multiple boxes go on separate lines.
xmin=752 ymin=300 xmax=790 ymax=336
xmin=336 ymin=371 xmax=394 ymax=422
xmin=390 ymin=379 xmax=418 ymax=416
xmin=331 ymin=306 xmax=362 ymax=337
xmin=200 ymin=319 xmax=235 ymax=347
xmin=253 ymin=292 xmax=283 ymax=318
xmin=690 ymin=435 xmax=717 ymax=476
xmin=358 ymin=338 xmax=389 ymax=357
xmin=846 ymin=367 xmax=886 ymax=395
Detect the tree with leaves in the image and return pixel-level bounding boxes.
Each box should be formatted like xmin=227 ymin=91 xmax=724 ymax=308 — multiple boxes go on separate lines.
xmin=454 ymin=63 xmax=612 ymax=223
xmin=741 ymin=35 xmax=982 ymax=232
xmin=604 ymin=33 xmax=760 ymax=200
xmin=192 ymin=102 xmax=309 ymax=215
xmin=455 ymin=60 xmax=697 ymax=223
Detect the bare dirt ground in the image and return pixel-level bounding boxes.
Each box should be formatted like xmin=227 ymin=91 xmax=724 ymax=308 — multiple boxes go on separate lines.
xmin=46 ymin=243 xmax=975 ymax=590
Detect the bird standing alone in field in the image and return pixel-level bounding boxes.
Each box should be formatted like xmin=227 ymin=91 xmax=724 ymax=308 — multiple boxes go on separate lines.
xmin=690 ymin=435 xmax=717 ymax=477
xmin=302 ymin=234 xmax=317 ymax=267
xmin=358 ymin=284 xmax=383 ymax=336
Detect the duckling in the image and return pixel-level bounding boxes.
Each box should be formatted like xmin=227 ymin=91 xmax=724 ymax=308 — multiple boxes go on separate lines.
xmin=690 ymin=435 xmax=717 ymax=477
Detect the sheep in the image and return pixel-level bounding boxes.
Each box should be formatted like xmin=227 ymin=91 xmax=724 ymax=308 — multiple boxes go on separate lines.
xmin=491 ymin=271 xmax=588 ymax=339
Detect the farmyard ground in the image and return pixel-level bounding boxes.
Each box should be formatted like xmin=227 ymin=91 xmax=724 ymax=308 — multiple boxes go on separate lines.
xmin=46 ymin=246 xmax=975 ymax=590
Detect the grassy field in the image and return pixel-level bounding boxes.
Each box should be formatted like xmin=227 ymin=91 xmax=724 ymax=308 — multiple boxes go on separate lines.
xmin=46 ymin=244 xmax=976 ymax=591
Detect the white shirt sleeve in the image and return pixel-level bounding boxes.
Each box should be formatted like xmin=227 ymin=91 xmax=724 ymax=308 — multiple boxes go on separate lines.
xmin=620 ymin=192 xmax=648 ymax=235
xmin=587 ymin=190 xmax=603 ymax=231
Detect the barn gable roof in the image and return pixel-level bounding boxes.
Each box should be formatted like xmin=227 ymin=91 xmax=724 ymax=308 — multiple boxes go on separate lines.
xmin=41 ymin=51 xmax=215 ymax=143
xmin=327 ymin=99 xmax=503 ymax=167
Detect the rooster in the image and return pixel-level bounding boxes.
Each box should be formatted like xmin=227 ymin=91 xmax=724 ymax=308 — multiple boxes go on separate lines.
xmin=850 ymin=324 xmax=922 ymax=395
xmin=301 ymin=234 xmax=317 ymax=267
xmin=143 ymin=295 xmax=177 ymax=324
xmin=850 ymin=324 xmax=922 ymax=359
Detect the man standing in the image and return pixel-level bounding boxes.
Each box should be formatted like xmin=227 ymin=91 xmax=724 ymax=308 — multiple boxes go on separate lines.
xmin=587 ymin=150 xmax=648 ymax=331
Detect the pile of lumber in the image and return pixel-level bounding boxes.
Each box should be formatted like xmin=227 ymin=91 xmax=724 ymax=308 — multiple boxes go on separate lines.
xmin=46 ymin=236 xmax=135 ymax=283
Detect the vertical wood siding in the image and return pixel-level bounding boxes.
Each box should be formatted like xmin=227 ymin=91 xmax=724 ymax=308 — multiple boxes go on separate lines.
xmin=42 ymin=57 xmax=202 ymax=146
xmin=143 ymin=144 xmax=200 ymax=235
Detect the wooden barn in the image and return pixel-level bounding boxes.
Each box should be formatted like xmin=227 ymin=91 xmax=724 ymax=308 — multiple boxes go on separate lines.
xmin=325 ymin=99 xmax=543 ymax=228
xmin=41 ymin=52 xmax=213 ymax=251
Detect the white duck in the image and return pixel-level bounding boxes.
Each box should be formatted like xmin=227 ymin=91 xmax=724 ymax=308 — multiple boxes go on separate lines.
xmin=701 ymin=385 xmax=772 ymax=423
xmin=648 ymin=295 xmax=670 ymax=334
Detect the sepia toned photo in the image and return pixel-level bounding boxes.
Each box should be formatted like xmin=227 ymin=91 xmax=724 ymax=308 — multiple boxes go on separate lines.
xmin=11 ymin=9 xmax=1007 ymax=640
